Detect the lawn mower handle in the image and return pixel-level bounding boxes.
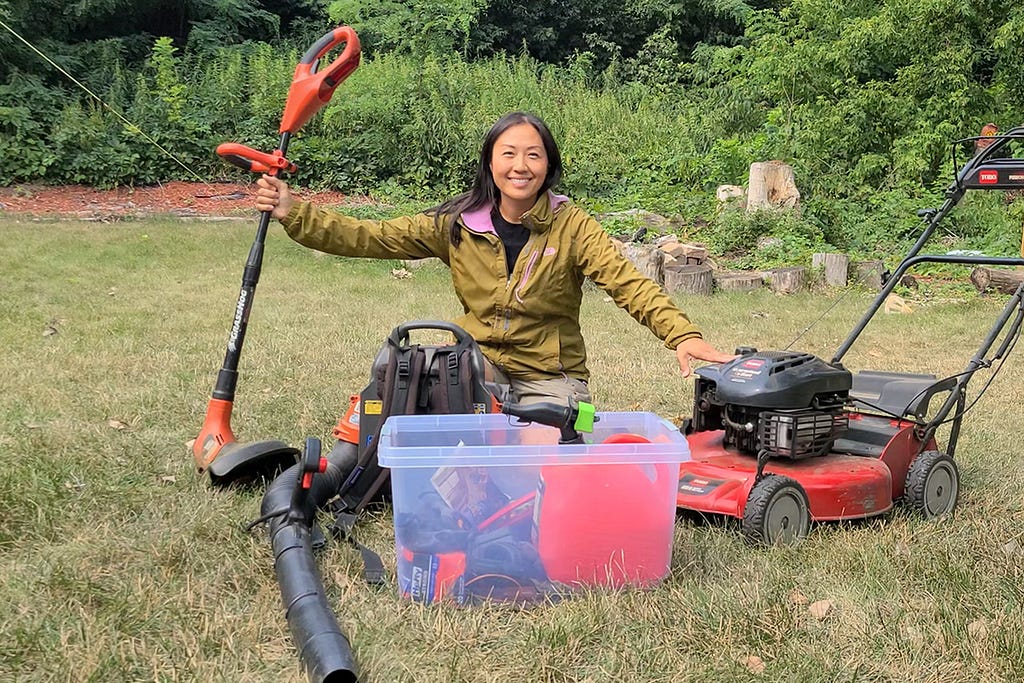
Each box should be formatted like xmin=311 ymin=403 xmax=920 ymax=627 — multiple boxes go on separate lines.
xmin=832 ymin=125 xmax=1024 ymax=371
xmin=835 ymin=250 xmax=1019 ymax=458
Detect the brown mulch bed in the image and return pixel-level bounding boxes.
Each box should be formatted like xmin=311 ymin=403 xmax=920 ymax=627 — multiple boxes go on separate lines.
xmin=0 ymin=181 xmax=355 ymax=220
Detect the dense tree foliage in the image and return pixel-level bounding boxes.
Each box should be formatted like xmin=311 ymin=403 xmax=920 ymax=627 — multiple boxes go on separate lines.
xmin=1 ymin=0 xmax=1023 ymax=260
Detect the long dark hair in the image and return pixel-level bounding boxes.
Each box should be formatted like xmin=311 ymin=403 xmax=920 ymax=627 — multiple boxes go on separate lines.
xmin=430 ymin=111 xmax=563 ymax=246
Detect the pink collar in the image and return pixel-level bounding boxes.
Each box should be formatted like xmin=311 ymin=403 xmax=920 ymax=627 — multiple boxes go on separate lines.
xmin=461 ymin=191 xmax=568 ymax=233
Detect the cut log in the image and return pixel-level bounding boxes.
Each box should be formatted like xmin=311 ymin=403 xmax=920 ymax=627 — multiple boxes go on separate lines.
xmin=680 ymin=243 xmax=708 ymax=264
xmin=664 ymin=264 xmax=713 ymax=295
xmin=969 ymin=267 xmax=1024 ymax=294
xmin=763 ymin=267 xmax=805 ymax=294
xmin=660 ymin=242 xmax=708 ymax=263
xmin=715 ymin=271 xmax=764 ymax=292
xmin=747 ymin=161 xmax=801 ymax=213
xmin=852 ymin=259 xmax=885 ymax=289
xmin=623 ymin=244 xmax=665 ymax=285
xmin=812 ymin=253 xmax=849 ymax=287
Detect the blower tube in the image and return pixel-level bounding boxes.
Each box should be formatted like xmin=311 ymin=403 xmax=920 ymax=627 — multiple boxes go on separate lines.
xmin=261 ymin=445 xmax=358 ymax=683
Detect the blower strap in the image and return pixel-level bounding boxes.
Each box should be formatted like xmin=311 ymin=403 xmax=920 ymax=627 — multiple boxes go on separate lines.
xmin=328 ymin=511 xmax=385 ymax=585
xmin=335 ymin=344 xmax=426 ymax=510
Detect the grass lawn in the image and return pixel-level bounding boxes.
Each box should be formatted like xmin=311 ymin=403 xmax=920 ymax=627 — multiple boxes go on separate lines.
xmin=1 ymin=216 xmax=1023 ymax=682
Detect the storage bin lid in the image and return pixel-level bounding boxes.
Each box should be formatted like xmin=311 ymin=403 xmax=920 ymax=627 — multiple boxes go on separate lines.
xmin=378 ymin=411 xmax=689 ymax=468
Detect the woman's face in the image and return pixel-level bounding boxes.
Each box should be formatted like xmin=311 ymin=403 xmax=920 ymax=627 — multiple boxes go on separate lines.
xmin=489 ymin=122 xmax=548 ymax=216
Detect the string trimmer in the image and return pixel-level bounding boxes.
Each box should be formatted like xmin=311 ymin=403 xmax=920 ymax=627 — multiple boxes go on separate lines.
xmin=193 ymin=26 xmax=361 ymax=486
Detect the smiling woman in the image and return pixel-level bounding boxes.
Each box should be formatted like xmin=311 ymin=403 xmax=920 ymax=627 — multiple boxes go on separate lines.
xmin=489 ymin=121 xmax=551 ymax=221
xmin=252 ymin=110 xmax=735 ymax=405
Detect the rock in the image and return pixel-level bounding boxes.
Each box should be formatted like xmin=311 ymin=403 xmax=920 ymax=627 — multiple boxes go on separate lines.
xmin=716 ymin=184 xmax=745 ymax=202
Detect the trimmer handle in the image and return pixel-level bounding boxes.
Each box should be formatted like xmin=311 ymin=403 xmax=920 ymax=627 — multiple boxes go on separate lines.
xmin=280 ymin=26 xmax=361 ymax=134
xmin=216 ymin=143 xmax=297 ymax=175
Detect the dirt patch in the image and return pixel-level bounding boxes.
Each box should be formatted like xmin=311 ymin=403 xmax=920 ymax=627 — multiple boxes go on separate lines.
xmin=0 ymin=181 xmax=357 ymax=220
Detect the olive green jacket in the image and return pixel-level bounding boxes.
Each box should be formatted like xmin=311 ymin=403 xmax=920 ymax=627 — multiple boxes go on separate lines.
xmin=280 ymin=192 xmax=702 ymax=381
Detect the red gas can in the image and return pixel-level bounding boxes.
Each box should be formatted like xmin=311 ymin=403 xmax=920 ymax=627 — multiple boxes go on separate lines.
xmin=533 ymin=434 xmax=676 ymax=588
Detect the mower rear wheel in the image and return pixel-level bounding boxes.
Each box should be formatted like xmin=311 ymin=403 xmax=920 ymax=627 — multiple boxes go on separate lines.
xmin=742 ymin=475 xmax=811 ymax=546
xmin=904 ymin=450 xmax=959 ymax=518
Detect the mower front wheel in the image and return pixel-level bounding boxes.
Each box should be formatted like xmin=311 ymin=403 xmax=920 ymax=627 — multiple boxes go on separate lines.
xmin=904 ymin=450 xmax=959 ymax=518
xmin=742 ymin=475 xmax=811 ymax=546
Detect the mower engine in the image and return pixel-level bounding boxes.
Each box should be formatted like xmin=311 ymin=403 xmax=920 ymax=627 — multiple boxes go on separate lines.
xmin=690 ymin=350 xmax=852 ymax=459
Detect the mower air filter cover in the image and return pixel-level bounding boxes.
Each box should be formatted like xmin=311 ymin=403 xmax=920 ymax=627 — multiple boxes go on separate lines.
xmin=698 ymin=351 xmax=852 ymax=410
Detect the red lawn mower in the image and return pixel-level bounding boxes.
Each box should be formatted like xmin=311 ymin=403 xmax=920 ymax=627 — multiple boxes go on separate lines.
xmin=676 ymin=127 xmax=1024 ymax=544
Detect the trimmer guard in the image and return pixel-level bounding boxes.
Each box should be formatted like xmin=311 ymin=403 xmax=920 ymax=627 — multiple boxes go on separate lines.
xmin=207 ymin=440 xmax=300 ymax=487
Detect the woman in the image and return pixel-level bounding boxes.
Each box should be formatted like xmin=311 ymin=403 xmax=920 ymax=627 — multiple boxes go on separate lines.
xmin=255 ymin=111 xmax=733 ymax=404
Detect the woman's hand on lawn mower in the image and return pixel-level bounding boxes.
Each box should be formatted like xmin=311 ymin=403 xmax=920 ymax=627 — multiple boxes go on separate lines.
xmin=255 ymin=174 xmax=295 ymax=221
xmin=675 ymin=338 xmax=737 ymax=378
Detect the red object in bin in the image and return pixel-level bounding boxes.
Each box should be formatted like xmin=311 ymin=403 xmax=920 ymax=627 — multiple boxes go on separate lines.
xmin=534 ymin=433 xmax=674 ymax=588
xmin=398 ymin=546 xmax=467 ymax=603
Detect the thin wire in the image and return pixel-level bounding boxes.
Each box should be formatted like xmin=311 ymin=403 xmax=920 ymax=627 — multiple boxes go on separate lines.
xmin=784 ymin=286 xmax=856 ymax=350
xmin=242 ymin=506 xmax=288 ymax=532
xmin=0 ymin=17 xmax=210 ymax=185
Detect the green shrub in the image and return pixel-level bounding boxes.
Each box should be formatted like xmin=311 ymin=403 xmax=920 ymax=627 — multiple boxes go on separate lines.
xmin=702 ymin=208 xmax=830 ymax=269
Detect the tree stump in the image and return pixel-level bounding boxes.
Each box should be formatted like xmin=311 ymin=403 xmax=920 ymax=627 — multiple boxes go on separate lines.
xmin=747 ymin=161 xmax=801 ymax=213
xmin=664 ymin=264 xmax=713 ymax=295
xmin=969 ymin=267 xmax=1024 ymax=294
xmin=623 ymin=244 xmax=665 ymax=285
xmin=763 ymin=267 xmax=805 ymax=294
xmin=852 ymin=259 xmax=885 ymax=289
xmin=715 ymin=271 xmax=764 ymax=292
xmin=812 ymin=253 xmax=849 ymax=287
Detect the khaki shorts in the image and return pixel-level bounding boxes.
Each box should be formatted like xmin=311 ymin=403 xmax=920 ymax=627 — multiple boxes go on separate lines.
xmin=486 ymin=361 xmax=591 ymax=406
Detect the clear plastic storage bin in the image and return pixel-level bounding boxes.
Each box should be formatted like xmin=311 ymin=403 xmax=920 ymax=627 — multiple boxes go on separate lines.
xmin=378 ymin=411 xmax=689 ymax=604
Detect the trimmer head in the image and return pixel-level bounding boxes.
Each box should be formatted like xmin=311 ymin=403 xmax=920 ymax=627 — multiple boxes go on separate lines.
xmin=194 ymin=397 xmax=298 ymax=487
xmin=207 ymin=440 xmax=300 ymax=488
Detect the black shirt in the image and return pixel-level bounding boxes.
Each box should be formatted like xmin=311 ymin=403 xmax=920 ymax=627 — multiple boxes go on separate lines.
xmin=492 ymin=208 xmax=530 ymax=275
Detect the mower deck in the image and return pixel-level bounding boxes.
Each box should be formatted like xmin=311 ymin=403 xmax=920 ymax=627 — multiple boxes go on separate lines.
xmin=678 ymin=427 xmax=896 ymax=522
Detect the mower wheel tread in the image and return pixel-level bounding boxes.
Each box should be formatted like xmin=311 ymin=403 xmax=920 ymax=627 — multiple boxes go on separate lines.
xmin=904 ymin=450 xmax=959 ymax=518
xmin=742 ymin=475 xmax=811 ymax=546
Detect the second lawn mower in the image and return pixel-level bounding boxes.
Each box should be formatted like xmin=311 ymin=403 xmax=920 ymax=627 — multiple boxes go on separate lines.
xmin=677 ymin=126 xmax=1024 ymax=544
